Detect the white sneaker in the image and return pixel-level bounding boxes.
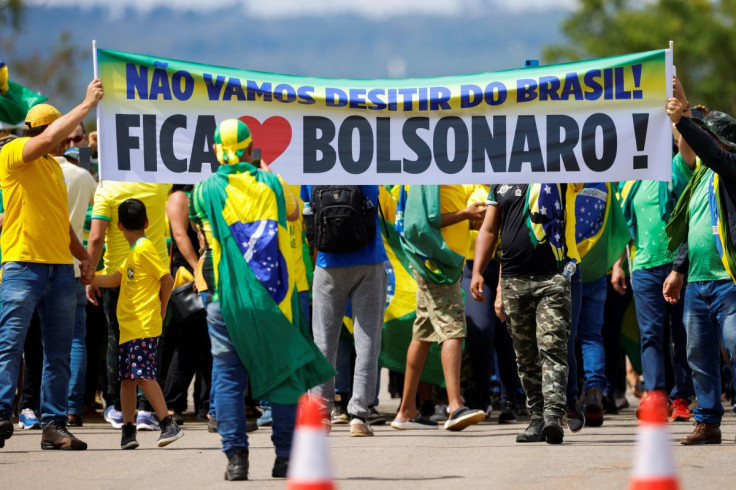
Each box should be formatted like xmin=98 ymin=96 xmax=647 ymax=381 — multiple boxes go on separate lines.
xmin=349 ymin=418 xmax=374 ymax=437
xmin=18 ymin=408 xmax=41 ymax=430
xmin=136 ymin=410 xmax=160 ymax=431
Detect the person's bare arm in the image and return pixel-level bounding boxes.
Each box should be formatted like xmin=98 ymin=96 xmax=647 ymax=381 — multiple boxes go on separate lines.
xmin=92 ymin=271 xmax=122 ymax=288
xmin=469 ymin=204 xmax=501 ymax=302
xmin=22 ymin=80 xmax=103 ymax=162
xmin=167 ymin=191 xmax=199 ymax=271
xmin=673 ymin=76 xmax=696 ymax=168
xmin=159 ymin=274 xmax=175 ymax=319
xmin=85 ymin=218 xmax=109 ymax=305
xmin=69 ymin=224 xmax=94 ymax=285
xmin=610 ymin=248 xmax=629 ymax=295
xmin=441 ymin=201 xmax=487 ymax=227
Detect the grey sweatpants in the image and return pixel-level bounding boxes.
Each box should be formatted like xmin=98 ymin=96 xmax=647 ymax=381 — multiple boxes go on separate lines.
xmin=311 ymin=263 xmax=387 ymax=419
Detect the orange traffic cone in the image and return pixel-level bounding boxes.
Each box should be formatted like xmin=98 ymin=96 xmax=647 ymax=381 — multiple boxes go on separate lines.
xmin=630 ymin=391 xmax=679 ymax=490
xmin=287 ymin=395 xmax=335 ymax=490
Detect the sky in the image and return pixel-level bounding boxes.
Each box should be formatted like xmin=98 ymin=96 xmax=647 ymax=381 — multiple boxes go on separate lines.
xmin=7 ymin=0 xmax=575 ymax=111
xmin=25 ymin=0 xmax=577 ymax=18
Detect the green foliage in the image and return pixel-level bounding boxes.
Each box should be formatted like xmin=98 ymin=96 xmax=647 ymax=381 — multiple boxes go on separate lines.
xmin=545 ymin=0 xmax=736 ymax=114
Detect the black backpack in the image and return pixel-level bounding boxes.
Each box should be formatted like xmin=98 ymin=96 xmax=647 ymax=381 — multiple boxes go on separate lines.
xmin=309 ymin=186 xmax=377 ymax=253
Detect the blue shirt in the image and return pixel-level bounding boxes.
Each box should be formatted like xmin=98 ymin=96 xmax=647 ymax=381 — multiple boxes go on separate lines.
xmin=301 ymin=185 xmax=387 ymax=268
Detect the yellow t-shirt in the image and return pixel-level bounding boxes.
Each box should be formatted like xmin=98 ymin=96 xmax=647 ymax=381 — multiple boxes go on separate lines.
xmin=288 ymin=184 xmax=309 ymax=293
xmin=92 ymin=182 xmax=172 ymax=274
xmin=117 ymin=237 xmax=170 ymax=344
xmin=440 ymin=185 xmax=471 ymax=257
xmin=0 ymin=138 xmax=72 ymax=264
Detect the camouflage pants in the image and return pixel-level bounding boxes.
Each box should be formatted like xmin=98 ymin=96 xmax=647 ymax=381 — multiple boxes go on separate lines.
xmin=501 ymin=272 xmax=571 ymax=417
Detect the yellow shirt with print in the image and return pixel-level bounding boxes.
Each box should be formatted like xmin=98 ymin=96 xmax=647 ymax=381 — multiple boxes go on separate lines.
xmin=440 ymin=185 xmax=471 ymax=257
xmin=117 ymin=237 xmax=170 ymax=344
xmin=0 ymin=138 xmax=72 ymax=264
xmin=92 ymin=182 xmax=172 ymax=274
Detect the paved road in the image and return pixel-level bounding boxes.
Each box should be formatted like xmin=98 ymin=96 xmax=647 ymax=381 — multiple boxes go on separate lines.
xmin=2 ymin=394 xmax=735 ymax=489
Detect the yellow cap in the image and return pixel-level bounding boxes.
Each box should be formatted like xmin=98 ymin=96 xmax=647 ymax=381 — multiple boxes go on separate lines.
xmin=25 ymin=103 xmax=61 ymax=129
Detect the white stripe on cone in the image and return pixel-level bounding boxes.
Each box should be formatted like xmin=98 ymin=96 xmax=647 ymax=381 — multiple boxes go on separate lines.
xmin=632 ymin=425 xmax=677 ymax=478
xmin=287 ymin=428 xmax=333 ymax=482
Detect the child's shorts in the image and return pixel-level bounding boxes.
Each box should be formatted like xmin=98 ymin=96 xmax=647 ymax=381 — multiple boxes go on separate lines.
xmin=118 ymin=337 xmax=159 ymax=380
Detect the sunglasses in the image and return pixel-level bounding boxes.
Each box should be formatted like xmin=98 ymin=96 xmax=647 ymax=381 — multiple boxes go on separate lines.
xmin=65 ymin=135 xmax=85 ymax=145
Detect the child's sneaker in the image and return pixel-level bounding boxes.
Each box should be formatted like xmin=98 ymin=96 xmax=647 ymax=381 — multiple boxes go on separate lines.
xmin=157 ymin=415 xmax=183 ymax=447
xmin=18 ymin=408 xmax=41 ymax=430
xmin=136 ymin=410 xmax=159 ymax=431
xmin=120 ymin=423 xmax=139 ymax=450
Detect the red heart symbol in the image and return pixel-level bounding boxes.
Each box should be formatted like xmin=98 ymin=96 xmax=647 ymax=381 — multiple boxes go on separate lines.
xmin=238 ymin=116 xmax=292 ymax=165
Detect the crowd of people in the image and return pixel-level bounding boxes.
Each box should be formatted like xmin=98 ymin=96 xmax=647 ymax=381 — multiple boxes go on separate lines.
xmin=0 ymin=71 xmax=735 ymax=481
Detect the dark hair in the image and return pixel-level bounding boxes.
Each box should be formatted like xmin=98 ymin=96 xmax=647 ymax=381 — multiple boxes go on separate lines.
xmin=171 ymin=184 xmax=194 ymax=193
xmin=25 ymin=124 xmax=48 ymax=137
xmin=118 ymin=198 xmax=147 ymax=230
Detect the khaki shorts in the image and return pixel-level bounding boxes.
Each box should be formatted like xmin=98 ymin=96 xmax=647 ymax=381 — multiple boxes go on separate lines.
xmin=412 ymin=270 xmax=466 ymax=343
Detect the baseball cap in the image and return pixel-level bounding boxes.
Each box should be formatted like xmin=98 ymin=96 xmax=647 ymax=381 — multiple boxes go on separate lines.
xmin=25 ymin=103 xmax=62 ymax=129
xmin=64 ymin=147 xmax=80 ymax=162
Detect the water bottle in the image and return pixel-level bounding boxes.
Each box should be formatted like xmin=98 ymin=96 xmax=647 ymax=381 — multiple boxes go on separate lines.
xmin=303 ymin=202 xmax=314 ymax=243
xmin=561 ymin=259 xmax=577 ymax=280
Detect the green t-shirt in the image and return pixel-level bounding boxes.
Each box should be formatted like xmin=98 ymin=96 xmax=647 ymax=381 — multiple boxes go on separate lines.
xmin=687 ymin=168 xmax=730 ymax=282
xmin=630 ymin=154 xmax=692 ymax=272
xmin=631 ymin=179 xmax=672 ymax=271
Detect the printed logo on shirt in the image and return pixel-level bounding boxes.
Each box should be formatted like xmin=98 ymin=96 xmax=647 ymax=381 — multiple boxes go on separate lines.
xmin=127 ymin=266 xmax=135 ymax=281
xmin=498 ymin=184 xmax=513 ymax=196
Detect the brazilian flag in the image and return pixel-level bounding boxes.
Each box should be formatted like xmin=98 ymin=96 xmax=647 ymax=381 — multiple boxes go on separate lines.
xmin=195 ymin=162 xmax=334 ymax=404
xmin=376 ymin=187 xmax=444 ymax=386
xmin=576 ymin=183 xmax=631 ymax=282
xmin=710 ymin=172 xmax=736 ymax=284
xmin=0 ymin=62 xmax=47 ymax=128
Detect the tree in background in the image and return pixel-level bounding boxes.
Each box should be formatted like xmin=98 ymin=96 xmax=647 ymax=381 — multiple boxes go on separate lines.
xmin=1 ymin=0 xmax=90 ymax=110
xmin=544 ymin=0 xmax=736 ymax=114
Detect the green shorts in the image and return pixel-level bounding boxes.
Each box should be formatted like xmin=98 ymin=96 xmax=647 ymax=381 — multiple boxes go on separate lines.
xmin=412 ymin=270 xmax=466 ymax=343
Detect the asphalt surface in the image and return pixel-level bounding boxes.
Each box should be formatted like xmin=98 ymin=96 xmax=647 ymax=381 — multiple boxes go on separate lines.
xmin=2 ymin=390 xmax=735 ymax=489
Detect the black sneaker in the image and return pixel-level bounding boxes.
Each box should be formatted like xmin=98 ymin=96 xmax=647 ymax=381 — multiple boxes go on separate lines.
xmin=367 ymin=406 xmax=386 ymax=426
xmin=0 ymin=412 xmax=13 ymax=449
xmin=208 ymin=416 xmax=217 ymax=433
xmin=516 ymin=417 xmax=545 ymax=442
xmin=67 ymin=414 xmax=84 ymax=427
xmin=41 ymin=420 xmax=87 ymax=450
xmin=121 ymin=423 xmax=139 ymax=450
xmin=566 ymin=401 xmax=585 ymax=433
xmin=542 ymin=414 xmax=564 ymax=444
xmin=225 ymin=449 xmax=249 ymax=481
xmin=498 ymin=400 xmax=519 ymax=424
xmin=602 ymin=393 xmax=619 ymax=415
xmin=272 ymin=455 xmax=289 ymax=478
xmin=246 ymin=421 xmax=259 ymax=433
xmin=584 ymin=387 xmax=604 ymax=427
xmin=157 ymin=415 xmax=184 ymax=447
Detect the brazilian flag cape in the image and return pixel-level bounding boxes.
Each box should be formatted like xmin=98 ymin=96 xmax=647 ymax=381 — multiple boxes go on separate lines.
xmin=195 ymin=162 xmax=334 ymax=404
xmin=575 ymin=183 xmax=630 ymax=282
xmin=398 ymin=185 xmax=465 ymax=285
xmin=666 ymin=165 xmax=736 ymax=284
xmin=524 ymin=183 xmax=581 ymax=266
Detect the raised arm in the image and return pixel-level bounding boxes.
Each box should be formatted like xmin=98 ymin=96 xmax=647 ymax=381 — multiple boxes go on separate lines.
xmin=22 ymin=79 xmax=103 ymax=162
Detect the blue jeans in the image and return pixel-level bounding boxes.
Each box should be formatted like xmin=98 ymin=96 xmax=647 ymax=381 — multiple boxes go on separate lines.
xmin=0 ymin=262 xmax=76 ymax=422
xmin=631 ymin=264 xmax=693 ymax=400
xmin=67 ymin=280 xmax=88 ymax=416
xmin=566 ymin=268 xmax=583 ymax=403
xmin=576 ymin=276 xmax=608 ymax=392
xmin=206 ymin=300 xmax=296 ymax=457
xmin=684 ymin=280 xmax=736 ymax=425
